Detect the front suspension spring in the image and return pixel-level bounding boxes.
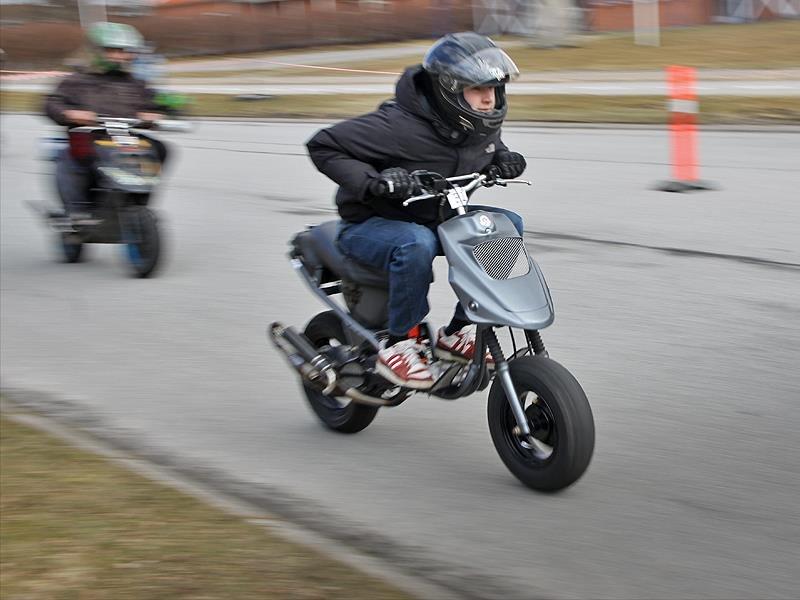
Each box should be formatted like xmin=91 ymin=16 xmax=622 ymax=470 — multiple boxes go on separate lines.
xmin=484 ymin=328 xmax=505 ymax=364
xmin=527 ymin=330 xmax=547 ymax=356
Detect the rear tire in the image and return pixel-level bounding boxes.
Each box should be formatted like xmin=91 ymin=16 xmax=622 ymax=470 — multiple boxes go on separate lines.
xmin=488 ymin=356 xmax=594 ymax=492
xmin=126 ymin=207 xmax=160 ymax=278
xmin=60 ymin=233 xmax=84 ymax=263
xmin=303 ymin=311 xmax=379 ymax=433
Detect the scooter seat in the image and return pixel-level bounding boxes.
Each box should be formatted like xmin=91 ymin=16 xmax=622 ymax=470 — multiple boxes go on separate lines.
xmin=295 ymin=220 xmax=389 ymax=289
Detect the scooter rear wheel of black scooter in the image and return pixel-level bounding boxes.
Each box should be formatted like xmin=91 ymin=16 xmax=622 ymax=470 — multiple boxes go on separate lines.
xmin=303 ymin=311 xmax=379 ymax=433
xmin=60 ymin=233 xmax=84 ymax=263
xmin=488 ymin=356 xmax=594 ymax=492
xmin=126 ymin=207 xmax=160 ymax=278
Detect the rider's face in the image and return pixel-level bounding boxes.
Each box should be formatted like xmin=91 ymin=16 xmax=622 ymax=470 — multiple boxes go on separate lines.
xmin=103 ymin=47 xmax=134 ymax=66
xmin=463 ymin=86 xmax=496 ymax=112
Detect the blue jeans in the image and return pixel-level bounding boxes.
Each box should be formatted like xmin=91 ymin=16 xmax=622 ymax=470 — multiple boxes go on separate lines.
xmin=55 ymin=149 xmax=92 ymax=213
xmin=338 ymin=206 xmax=524 ymax=336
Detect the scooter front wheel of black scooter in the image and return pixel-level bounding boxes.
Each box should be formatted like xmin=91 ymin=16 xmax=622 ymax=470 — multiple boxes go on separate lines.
xmin=488 ymin=356 xmax=594 ymax=492
xmin=125 ymin=207 xmax=160 ymax=278
xmin=303 ymin=311 xmax=379 ymax=433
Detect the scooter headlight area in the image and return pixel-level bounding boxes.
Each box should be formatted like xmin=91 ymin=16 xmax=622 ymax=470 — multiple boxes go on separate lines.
xmin=271 ymin=171 xmax=595 ymax=492
xmin=98 ymin=166 xmax=160 ymax=191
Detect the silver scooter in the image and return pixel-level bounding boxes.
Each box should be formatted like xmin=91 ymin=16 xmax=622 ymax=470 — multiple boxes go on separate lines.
xmin=271 ymin=170 xmax=594 ymax=491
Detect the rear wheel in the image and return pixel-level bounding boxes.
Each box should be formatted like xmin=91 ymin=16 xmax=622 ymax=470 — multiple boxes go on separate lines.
xmin=303 ymin=311 xmax=379 ymax=433
xmin=126 ymin=207 xmax=160 ymax=278
xmin=488 ymin=356 xmax=594 ymax=492
xmin=60 ymin=233 xmax=84 ymax=263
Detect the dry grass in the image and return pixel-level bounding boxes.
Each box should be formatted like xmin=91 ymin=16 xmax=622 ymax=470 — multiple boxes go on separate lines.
xmin=242 ymin=20 xmax=800 ymax=78
xmin=0 ymin=416 xmax=412 ymax=600
xmin=4 ymin=90 xmax=799 ymax=124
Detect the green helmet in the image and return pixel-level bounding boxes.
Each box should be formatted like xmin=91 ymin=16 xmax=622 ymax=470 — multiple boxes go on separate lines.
xmin=87 ymin=22 xmax=143 ymax=72
xmin=88 ymin=22 xmax=144 ymax=51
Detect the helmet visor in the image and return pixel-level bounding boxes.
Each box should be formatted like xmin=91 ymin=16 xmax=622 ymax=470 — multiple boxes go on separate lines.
xmin=426 ymin=46 xmax=519 ymax=91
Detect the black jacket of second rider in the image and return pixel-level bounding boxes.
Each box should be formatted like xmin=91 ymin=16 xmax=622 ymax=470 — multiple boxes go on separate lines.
xmin=306 ymin=65 xmax=509 ymax=226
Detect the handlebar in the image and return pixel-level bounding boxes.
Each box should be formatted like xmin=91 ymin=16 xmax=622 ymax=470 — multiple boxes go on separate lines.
xmin=68 ymin=116 xmax=191 ymax=133
xmin=403 ymin=171 xmax=532 ymax=208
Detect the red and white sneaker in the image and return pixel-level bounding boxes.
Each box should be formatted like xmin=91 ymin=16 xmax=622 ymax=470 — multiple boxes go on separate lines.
xmin=435 ymin=326 xmax=494 ymax=367
xmin=376 ymin=339 xmax=435 ymax=390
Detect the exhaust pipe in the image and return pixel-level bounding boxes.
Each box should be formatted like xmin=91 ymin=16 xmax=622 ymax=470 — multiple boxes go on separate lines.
xmin=270 ymin=322 xmax=337 ymax=395
xmin=269 ymin=322 xmax=395 ymax=407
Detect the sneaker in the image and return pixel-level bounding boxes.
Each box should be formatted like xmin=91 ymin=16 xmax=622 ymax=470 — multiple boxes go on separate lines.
xmin=435 ymin=326 xmax=494 ymax=367
xmin=376 ymin=339 xmax=435 ymax=390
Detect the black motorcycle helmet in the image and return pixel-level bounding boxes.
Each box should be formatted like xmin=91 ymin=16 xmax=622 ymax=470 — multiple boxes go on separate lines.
xmin=422 ymin=32 xmax=519 ymax=136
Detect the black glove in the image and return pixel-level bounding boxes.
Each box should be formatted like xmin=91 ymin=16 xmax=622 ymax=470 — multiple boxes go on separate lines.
xmin=493 ymin=150 xmax=527 ymax=180
xmin=368 ymin=167 xmax=414 ymax=201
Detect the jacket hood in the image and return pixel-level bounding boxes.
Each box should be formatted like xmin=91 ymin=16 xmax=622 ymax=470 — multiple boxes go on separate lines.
xmin=394 ymin=65 xmax=466 ymax=144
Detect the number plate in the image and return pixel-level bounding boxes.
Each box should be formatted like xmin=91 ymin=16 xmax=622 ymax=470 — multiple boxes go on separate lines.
xmin=446 ymin=187 xmax=469 ymax=210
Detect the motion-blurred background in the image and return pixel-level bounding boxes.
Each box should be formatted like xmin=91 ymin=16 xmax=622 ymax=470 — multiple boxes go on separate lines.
xmin=2 ymin=2 xmax=799 ymax=600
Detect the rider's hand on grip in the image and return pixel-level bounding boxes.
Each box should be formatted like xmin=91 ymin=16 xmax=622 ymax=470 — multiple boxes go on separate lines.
xmin=493 ymin=150 xmax=527 ymax=180
xmin=63 ymin=110 xmax=97 ymax=126
xmin=136 ymin=112 xmax=164 ymax=126
xmin=369 ymin=167 xmax=414 ymax=201
xmin=482 ymin=164 xmax=504 ymax=187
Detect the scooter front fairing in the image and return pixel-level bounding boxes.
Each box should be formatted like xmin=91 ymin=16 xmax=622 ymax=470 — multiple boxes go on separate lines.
xmin=438 ymin=210 xmax=554 ymax=330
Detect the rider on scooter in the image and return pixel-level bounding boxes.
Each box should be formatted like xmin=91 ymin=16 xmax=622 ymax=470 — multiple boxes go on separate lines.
xmin=307 ymin=32 xmax=527 ymax=390
xmin=44 ymin=22 xmax=165 ymax=221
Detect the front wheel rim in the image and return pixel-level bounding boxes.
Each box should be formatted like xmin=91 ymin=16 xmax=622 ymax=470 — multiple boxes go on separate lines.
xmin=503 ymin=391 xmax=557 ymax=464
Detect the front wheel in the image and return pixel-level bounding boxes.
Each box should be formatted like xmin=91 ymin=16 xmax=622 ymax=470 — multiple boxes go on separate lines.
xmin=302 ymin=311 xmax=379 ymax=433
xmin=125 ymin=207 xmax=160 ymax=278
xmin=488 ymin=356 xmax=594 ymax=492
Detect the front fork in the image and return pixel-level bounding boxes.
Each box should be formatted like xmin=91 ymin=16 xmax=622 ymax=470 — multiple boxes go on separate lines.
xmin=483 ymin=327 xmax=548 ymax=444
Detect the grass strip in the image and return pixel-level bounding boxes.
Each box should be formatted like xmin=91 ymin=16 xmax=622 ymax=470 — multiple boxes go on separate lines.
xmin=171 ymin=21 xmax=800 ymax=77
xmin=4 ymin=90 xmax=799 ymax=124
xmin=0 ymin=416 xmax=412 ymax=600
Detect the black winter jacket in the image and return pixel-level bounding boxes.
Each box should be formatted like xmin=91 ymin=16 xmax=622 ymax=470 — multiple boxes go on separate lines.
xmin=306 ymin=65 xmax=508 ymax=225
xmin=44 ymin=69 xmax=159 ymax=127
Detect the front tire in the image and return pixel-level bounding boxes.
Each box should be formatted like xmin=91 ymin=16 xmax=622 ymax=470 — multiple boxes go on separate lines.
xmin=303 ymin=311 xmax=379 ymax=433
xmin=126 ymin=207 xmax=160 ymax=278
xmin=488 ymin=356 xmax=594 ymax=492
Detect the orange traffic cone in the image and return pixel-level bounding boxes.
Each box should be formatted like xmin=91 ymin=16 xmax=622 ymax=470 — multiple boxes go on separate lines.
xmin=656 ymin=65 xmax=715 ymax=192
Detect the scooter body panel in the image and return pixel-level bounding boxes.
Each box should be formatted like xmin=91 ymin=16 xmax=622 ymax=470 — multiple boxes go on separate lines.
xmin=438 ymin=210 xmax=555 ymax=330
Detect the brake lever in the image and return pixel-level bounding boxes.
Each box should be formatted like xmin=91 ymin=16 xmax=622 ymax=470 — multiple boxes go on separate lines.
xmin=497 ymin=178 xmax=533 ymax=186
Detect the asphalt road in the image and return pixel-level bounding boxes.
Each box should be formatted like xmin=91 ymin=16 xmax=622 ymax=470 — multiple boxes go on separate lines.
xmin=2 ymin=115 xmax=799 ymax=599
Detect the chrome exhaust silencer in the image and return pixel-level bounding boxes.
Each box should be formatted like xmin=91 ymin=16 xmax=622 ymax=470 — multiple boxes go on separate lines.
xmin=269 ymin=322 xmax=397 ymax=407
xmin=270 ymin=322 xmax=337 ymax=395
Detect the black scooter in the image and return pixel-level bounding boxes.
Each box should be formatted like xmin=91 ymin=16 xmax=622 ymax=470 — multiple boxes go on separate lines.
xmin=35 ymin=117 xmax=187 ymax=277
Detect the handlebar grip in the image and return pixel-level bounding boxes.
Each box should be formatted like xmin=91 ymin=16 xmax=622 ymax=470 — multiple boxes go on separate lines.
xmin=485 ymin=165 xmax=503 ymax=180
